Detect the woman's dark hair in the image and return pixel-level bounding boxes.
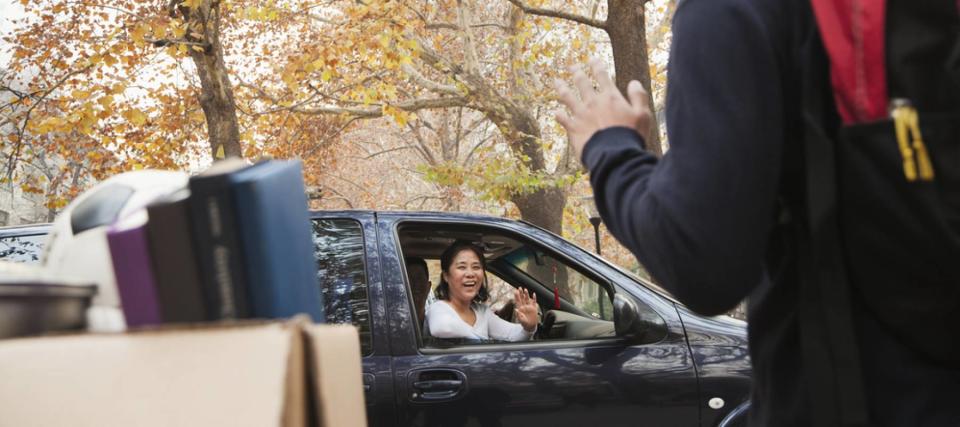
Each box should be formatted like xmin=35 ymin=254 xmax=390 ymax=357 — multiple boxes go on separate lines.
xmin=434 ymin=240 xmax=489 ymax=304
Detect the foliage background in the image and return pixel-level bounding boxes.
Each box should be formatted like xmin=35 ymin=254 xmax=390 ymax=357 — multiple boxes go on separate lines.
xmin=0 ymin=0 xmax=675 ymax=278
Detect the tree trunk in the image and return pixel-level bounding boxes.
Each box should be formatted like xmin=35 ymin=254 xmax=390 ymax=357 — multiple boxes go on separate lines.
xmin=179 ymin=1 xmax=243 ymax=160
xmin=512 ymin=186 xmax=567 ymax=235
xmin=606 ymin=0 xmax=662 ymax=156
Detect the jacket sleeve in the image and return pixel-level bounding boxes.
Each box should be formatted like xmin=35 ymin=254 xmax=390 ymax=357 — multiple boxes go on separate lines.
xmin=582 ymin=0 xmax=785 ymax=315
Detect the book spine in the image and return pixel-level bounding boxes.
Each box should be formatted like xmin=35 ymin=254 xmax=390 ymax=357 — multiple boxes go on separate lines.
xmin=107 ymin=226 xmax=162 ymax=327
xmin=146 ymin=199 xmax=207 ymax=323
xmin=232 ymin=162 xmax=322 ymax=321
xmin=188 ymin=180 xmax=250 ymax=319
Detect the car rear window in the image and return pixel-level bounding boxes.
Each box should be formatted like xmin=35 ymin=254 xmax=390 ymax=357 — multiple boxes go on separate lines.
xmin=0 ymin=234 xmax=45 ymax=264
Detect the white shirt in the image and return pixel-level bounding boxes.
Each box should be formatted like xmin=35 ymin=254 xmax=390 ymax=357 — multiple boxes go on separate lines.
xmin=424 ymin=300 xmax=534 ymax=342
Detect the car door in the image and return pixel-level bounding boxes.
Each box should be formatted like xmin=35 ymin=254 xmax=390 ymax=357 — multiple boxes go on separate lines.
xmin=310 ymin=212 xmax=396 ymax=427
xmin=378 ymin=214 xmax=700 ymax=427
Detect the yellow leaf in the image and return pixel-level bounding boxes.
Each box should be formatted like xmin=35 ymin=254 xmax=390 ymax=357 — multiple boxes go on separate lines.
xmin=126 ymin=109 xmax=147 ymax=126
xmin=321 ymin=69 xmax=332 ymax=82
xmin=131 ymin=24 xmax=148 ymax=44
xmin=98 ymin=96 xmax=114 ymax=109
xmin=172 ymin=25 xmax=187 ymax=38
xmin=151 ymin=23 xmax=166 ymax=40
xmin=183 ymin=0 xmax=203 ymax=9
xmin=71 ymin=90 xmax=91 ymax=100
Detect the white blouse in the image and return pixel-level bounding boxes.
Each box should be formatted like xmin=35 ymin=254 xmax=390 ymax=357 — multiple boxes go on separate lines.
xmin=424 ymin=300 xmax=534 ymax=342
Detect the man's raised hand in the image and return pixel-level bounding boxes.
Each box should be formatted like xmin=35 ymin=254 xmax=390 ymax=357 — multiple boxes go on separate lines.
xmin=554 ymin=58 xmax=652 ymax=161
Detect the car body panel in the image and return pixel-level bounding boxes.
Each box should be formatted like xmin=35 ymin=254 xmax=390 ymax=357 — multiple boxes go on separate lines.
xmin=678 ymin=307 xmax=752 ymax=425
xmin=377 ymin=212 xmax=701 ymax=426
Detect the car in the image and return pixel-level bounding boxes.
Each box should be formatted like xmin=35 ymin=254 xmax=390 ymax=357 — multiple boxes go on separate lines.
xmin=0 ymin=210 xmax=751 ymax=426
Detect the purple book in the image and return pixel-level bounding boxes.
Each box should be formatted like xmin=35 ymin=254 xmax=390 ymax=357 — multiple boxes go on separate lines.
xmin=107 ymin=212 xmax=162 ymax=327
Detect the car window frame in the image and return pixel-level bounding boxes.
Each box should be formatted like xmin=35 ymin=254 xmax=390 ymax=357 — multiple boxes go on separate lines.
xmin=393 ymin=219 xmax=663 ymax=354
xmin=311 ymin=217 xmax=374 ymax=356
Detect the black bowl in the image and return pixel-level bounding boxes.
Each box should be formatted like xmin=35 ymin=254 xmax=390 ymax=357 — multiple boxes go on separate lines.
xmin=0 ymin=283 xmax=97 ymax=339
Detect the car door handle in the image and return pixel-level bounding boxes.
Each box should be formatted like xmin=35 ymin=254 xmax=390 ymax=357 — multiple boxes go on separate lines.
xmin=362 ymin=373 xmax=375 ymax=393
xmin=408 ymin=368 xmax=467 ymax=402
xmin=411 ymin=379 xmax=464 ymax=401
xmin=413 ymin=380 xmax=463 ymax=391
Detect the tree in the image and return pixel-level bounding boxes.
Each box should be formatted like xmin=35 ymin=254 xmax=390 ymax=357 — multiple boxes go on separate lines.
xmin=243 ymin=0 xmax=597 ymax=234
xmin=506 ymin=0 xmax=675 ymax=156
xmin=1 ymin=0 xmax=345 ymax=211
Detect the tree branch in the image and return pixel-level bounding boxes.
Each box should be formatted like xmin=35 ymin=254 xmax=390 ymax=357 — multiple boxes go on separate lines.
xmin=505 ymin=0 xmax=607 ymax=29
xmin=401 ymin=63 xmax=461 ymax=95
xmin=455 ymin=0 xmax=481 ymax=74
xmin=289 ymin=96 xmax=468 ymax=116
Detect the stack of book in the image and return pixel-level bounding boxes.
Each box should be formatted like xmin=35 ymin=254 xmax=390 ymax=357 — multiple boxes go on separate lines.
xmin=106 ymin=159 xmax=323 ymax=327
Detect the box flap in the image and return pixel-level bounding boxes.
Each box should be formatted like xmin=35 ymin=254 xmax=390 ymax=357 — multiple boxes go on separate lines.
xmin=0 ymin=321 xmax=307 ymax=427
xmin=304 ymin=324 xmax=367 ymax=427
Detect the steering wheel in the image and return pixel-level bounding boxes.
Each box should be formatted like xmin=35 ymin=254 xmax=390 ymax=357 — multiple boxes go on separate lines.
xmin=539 ymin=310 xmax=557 ymax=338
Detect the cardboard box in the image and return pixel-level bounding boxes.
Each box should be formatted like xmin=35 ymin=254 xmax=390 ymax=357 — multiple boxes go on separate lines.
xmin=0 ymin=318 xmax=366 ymax=427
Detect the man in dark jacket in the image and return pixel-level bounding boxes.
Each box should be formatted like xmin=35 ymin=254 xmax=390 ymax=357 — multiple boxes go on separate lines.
xmin=555 ymin=0 xmax=960 ymax=425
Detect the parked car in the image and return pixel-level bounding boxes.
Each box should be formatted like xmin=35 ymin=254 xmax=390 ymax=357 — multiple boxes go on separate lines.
xmin=0 ymin=210 xmax=751 ymax=426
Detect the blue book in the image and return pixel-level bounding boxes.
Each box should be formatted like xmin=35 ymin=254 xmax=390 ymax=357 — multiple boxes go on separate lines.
xmin=230 ymin=160 xmax=323 ymax=321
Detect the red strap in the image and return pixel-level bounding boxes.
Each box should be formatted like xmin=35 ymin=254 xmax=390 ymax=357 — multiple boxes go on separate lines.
xmin=810 ymin=0 xmax=888 ymax=124
xmin=553 ymin=287 xmax=560 ymax=310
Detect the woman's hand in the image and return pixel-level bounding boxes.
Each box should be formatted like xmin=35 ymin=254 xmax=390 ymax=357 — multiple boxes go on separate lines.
xmin=514 ymin=288 xmax=540 ymax=332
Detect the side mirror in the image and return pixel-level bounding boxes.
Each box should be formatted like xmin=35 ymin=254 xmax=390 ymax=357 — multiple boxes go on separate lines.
xmin=613 ymin=294 xmax=667 ymax=343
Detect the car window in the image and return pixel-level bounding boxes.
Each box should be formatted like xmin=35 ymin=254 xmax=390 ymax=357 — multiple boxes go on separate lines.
xmin=500 ymin=246 xmax=614 ymax=321
xmin=312 ymin=219 xmax=372 ymax=355
xmin=0 ymin=234 xmax=45 ymax=264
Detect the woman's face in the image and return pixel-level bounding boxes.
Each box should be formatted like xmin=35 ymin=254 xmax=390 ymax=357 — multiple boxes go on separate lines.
xmin=443 ymin=249 xmax=484 ymax=305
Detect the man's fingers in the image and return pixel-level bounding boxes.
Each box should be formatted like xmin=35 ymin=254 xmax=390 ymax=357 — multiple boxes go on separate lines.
xmin=555 ymin=110 xmax=575 ymax=132
xmin=626 ymin=80 xmax=649 ymax=114
xmin=589 ymin=58 xmax=616 ymax=93
xmin=554 ymin=79 xmax=581 ymax=111
xmin=571 ymin=66 xmax=595 ymax=101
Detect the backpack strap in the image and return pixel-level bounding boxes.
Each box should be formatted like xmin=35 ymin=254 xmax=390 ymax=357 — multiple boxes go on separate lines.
xmin=809 ymin=0 xmax=888 ymax=124
xmin=796 ymin=16 xmax=870 ymax=427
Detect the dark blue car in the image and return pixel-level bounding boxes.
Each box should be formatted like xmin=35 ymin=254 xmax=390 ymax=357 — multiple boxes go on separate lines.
xmin=1 ymin=210 xmax=751 ymax=426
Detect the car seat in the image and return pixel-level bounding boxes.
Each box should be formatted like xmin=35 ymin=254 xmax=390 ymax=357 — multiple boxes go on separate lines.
xmin=405 ymin=257 xmax=431 ymax=326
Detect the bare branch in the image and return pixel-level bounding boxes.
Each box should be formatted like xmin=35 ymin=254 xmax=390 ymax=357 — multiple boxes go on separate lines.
xmin=426 ymin=22 xmax=459 ymax=30
xmin=463 ymin=133 xmax=496 ymax=164
xmin=291 ymin=96 xmax=470 ymax=117
xmin=403 ymin=195 xmax=445 ymax=210
xmin=426 ymin=22 xmax=512 ymax=31
xmin=505 ymin=0 xmax=607 ymax=29
xmin=147 ymin=37 xmax=210 ymax=50
xmin=308 ymin=14 xmax=345 ymax=26
xmin=362 ymin=145 xmax=419 ymax=160
xmin=401 ymin=63 xmax=460 ymax=95
xmin=407 ymin=118 xmax=439 ymax=165
xmin=455 ymin=0 xmax=481 ymax=74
